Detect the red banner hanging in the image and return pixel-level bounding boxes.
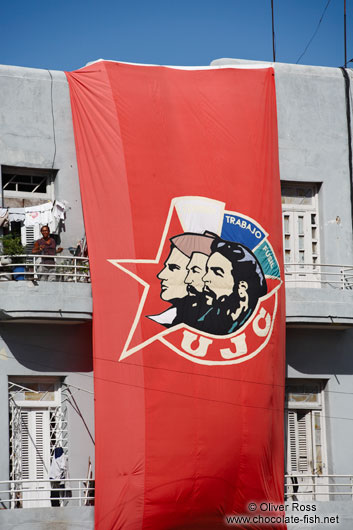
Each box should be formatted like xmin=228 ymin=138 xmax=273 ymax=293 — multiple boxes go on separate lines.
xmin=66 ymin=61 xmax=286 ymax=529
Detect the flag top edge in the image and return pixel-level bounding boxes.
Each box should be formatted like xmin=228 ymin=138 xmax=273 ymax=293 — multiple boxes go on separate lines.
xmin=81 ymin=58 xmax=273 ymax=71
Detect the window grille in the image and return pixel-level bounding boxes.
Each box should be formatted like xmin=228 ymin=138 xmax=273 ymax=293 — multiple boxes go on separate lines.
xmin=8 ymin=379 xmax=68 ymax=482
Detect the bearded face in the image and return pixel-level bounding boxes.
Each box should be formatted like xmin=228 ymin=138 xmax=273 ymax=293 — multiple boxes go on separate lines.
xmin=184 ymin=252 xmax=208 ymax=296
xmin=202 ymin=252 xmax=235 ymax=300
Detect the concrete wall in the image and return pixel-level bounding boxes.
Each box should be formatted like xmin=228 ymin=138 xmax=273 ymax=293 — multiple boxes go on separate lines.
xmin=0 ymin=281 xmax=92 ymax=320
xmin=0 ymin=321 xmax=94 ymax=480
xmin=1 ymin=504 xmax=352 ymax=530
xmin=0 ymin=65 xmax=84 ymax=250
xmin=0 ymin=65 xmax=94 ymax=483
xmin=275 ymin=64 xmax=353 ymax=268
xmin=1 ymin=58 xmax=353 ymax=522
xmin=286 ymin=501 xmax=353 ymax=530
xmin=0 ymin=506 xmax=94 ymax=530
xmin=211 ymin=58 xmax=353 ymax=513
xmin=276 ymin=61 xmax=353 ymax=480
xmin=211 ymin=59 xmax=353 ymax=268
xmin=286 ymin=327 xmax=353 ymax=479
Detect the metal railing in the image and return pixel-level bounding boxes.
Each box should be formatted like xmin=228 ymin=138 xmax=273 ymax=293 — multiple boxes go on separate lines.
xmin=0 ymin=478 xmax=94 ymax=508
xmin=285 ymin=474 xmax=353 ymax=501
xmin=0 ymin=254 xmax=90 ymax=283
xmin=284 ymin=263 xmax=353 ymax=290
xmin=2 ymin=475 xmax=353 ymax=507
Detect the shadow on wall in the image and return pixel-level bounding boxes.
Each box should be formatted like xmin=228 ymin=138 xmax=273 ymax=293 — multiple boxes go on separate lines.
xmin=286 ymin=327 xmax=353 ymax=376
xmin=0 ymin=322 xmax=93 ymax=372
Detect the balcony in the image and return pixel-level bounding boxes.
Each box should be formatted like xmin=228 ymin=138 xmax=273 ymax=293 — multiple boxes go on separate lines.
xmin=285 ymin=474 xmax=353 ymax=529
xmin=285 ymin=474 xmax=353 ymax=501
xmin=0 ymin=255 xmax=92 ymax=321
xmin=2 ymin=475 xmax=352 ymax=505
xmin=0 ymin=476 xmax=352 ymax=530
xmin=285 ymin=263 xmax=353 ymax=326
xmin=0 ymin=479 xmax=94 ymax=529
xmin=2 ymin=475 xmax=352 ymax=504
xmin=0 ymin=478 xmax=94 ymax=509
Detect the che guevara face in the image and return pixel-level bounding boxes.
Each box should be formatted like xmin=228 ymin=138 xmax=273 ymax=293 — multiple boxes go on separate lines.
xmin=157 ymin=247 xmax=189 ymax=301
xmin=184 ymin=252 xmax=208 ymax=295
xmin=202 ymin=252 xmax=235 ymax=300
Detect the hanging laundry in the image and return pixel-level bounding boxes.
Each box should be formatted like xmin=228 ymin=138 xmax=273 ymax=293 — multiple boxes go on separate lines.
xmin=24 ymin=201 xmax=53 ymax=227
xmin=51 ymin=200 xmax=67 ymax=232
xmin=8 ymin=201 xmax=66 ymax=233
xmin=8 ymin=208 xmax=25 ymax=223
xmin=0 ymin=208 xmax=9 ymax=227
xmin=25 ymin=210 xmax=41 ymax=224
xmin=53 ymin=201 xmax=66 ymax=221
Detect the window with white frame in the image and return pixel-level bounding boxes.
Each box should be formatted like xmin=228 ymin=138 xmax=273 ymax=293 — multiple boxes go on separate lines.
xmin=282 ymin=182 xmax=320 ymax=286
xmin=285 ymin=380 xmax=327 ymax=476
xmin=8 ymin=378 xmax=68 ymax=487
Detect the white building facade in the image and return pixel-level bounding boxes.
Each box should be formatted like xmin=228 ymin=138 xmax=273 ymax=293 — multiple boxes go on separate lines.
xmin=0 ymin=65 xmax=94 ymax=529
xmin=1 ymin=59 xmax=353 ymax=528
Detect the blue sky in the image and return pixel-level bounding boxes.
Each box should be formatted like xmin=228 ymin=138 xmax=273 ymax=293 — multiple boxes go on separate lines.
xmin=0 ymin=0 xmax=351 ymax=71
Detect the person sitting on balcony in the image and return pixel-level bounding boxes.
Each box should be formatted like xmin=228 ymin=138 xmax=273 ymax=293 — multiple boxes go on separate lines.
xmin=32 ymin=225 xmax=63 ymax=281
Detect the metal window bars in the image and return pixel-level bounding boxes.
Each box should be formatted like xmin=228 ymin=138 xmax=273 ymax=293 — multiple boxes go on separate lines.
xmin=8 ymin=382 xmax=69 ymax=483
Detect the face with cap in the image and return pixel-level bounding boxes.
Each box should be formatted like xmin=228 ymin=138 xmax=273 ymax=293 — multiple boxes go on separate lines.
xmin=184 ymin=252 xmax=208 ymax=296
xmin=157 ymin=247 xmax=189 ymax=301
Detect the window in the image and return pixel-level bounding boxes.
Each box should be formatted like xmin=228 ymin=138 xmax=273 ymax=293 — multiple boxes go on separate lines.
xmin=8 ymin=378 xmax=68 ymax=508
xmin=286 ymin=380 xmax=326 ymax=474
xmin=287 ymin=410 xmax=324 ymax=474
xmin=282 ymin=182 xmax=320 ymax=287
xmin=1 ymin=166 xmax=56 ymax=249
xmin=1 ymin=166 xmax=55 ymax=208
xmin=285 ymin=380 xmax=328 ymax=501
xmin=3 ymin=174 xmax=48 ymax=194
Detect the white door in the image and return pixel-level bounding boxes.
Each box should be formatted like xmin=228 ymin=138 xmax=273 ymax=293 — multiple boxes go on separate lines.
xmin=21 ymin=409 xmax=51 ymax=508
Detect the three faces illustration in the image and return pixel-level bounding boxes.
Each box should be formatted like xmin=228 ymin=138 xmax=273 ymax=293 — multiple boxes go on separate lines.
xmin=153 ymin=232 xmax=267 ymax=335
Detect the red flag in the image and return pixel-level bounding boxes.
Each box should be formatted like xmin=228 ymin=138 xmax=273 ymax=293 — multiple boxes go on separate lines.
xmin=66 ymin=61 xmax=286 ymax=529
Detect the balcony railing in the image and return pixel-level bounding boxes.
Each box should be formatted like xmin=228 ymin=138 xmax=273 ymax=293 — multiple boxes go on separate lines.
xmin=285 ymin=474 xmax=353 ymax=501
xmin=284 ymin=263 xmax=353 ymax=290
xmin=1 ymin=475 xmax=352 ymax=507
xmin=0 ymin=478 xmax=94 ymax=508
xmin=0 ymin=254 xmax=90 ymax=283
